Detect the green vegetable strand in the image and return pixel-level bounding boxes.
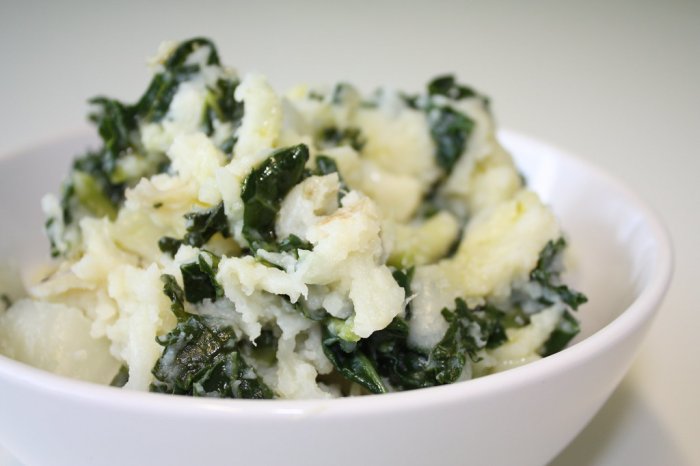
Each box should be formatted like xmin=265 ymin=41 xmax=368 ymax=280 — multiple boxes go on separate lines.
xmin=241 ymin=144 xmax=310 ymax=252
xmin=150 ymin=274 xmax=273 ymax=399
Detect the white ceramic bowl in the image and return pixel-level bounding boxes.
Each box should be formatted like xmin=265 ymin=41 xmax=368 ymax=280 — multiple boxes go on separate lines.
xmin=0 ymin=130 xmax=672 ymax=466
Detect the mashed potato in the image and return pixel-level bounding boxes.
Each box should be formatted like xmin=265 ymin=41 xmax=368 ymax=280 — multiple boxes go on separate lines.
xmin=0 ymin=38 xmax=586 ymax=399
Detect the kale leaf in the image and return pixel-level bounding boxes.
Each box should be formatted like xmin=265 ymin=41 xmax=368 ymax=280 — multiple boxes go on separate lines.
xmin=322 ymin=298 xmax=510 ymax=393
xmin=364 ymin=300 xmax=507 ymax=390
xmin=321 ymin=320 xmax=388 ymax=394
xmin=314 ymin=154 xmax=348 ymax=202
xmin=529 ymin=238 xmax=588 ymax=356
xmin=314 ymin=155 xmax=340 ymax=176
xmin=540 ymin=311 xmax=581 ymax=357
xmin=403 ymin=75 xmax=480 ymax=176
xmin=428 ymin=75 xmax=479 ymax=100
xmin=158 ymin=202 xmax=231 ymax=257
xmin=150 ymin=274 xmax=273 ymax=399
xmin=277 ymin=234 xmax=313 ymax=257
xmin=53 ymin=38 xmax=230 ymax=257
xmin=135 ymin=37 xmax=220 ymax=123
xmin=202 ymin=78 xmax=245 ymax=156
xmin=530 ymin=238 xmax=588 ymax=310
xmin=243 ymin=328 xmax=278 ymax=365
xmin=241 ymin=144 xmax=310 ymax=252
xmin=180 ymin=253 xmax=223 ymax=304
xmin=158 ymin=236 xmax=183 ymax=256
xmin=183 ymin=202 xmax=230 ymax=247
xmin=318 ymin=127 xmax=365 ymax=152
xmin=110 ymin=365 xmax=130 ymax=388
xmin=428 ymin=106 xmax=475 ymax=174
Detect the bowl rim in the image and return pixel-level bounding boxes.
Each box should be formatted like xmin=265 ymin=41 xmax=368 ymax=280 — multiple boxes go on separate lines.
xmin=0 ymin=129 xmax=674 ymax=418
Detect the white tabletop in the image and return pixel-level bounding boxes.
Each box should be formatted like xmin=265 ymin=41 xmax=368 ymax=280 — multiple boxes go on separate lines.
xmin=1 ymin=1 xmax=698 ymax=464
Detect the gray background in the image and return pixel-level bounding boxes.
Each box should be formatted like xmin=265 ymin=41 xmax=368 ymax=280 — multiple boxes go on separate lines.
xmin=0 ymin=1 xmax=698 ymax=464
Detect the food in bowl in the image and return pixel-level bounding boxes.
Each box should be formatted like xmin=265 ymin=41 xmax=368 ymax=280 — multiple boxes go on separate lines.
xmin=0 ymin=38 xmax=586 ymax=399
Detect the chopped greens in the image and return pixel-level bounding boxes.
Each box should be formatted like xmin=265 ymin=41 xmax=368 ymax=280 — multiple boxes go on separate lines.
xmin=403 ymin=75 xmax=480 ymax=176
xmin=29 ymin=37 xmax=588 ymax=400
xmin=51 ymin=38 xmax=242 ymax=258
xmin=322 ymin=319 xmax=388 ymax=394
xmin=428 ymin=75 xmax=479 ymax=100
xmin=314 ymin=155 xmax=340 ymax=176
xmin=428 ymin=106 xmax=475 ymax=174
xmin=158 ymin=236 xmax=182 ymax=256
xmin=531 ymin=238 xmax=588 ymax=310
xmin=158 ymin=202 xmax=231 ymax=257
xmin=278 ymin=234 xmax=313 ymax=257
xmin=318 ymin=127 xmax=365 ymax=152
xmin=202 ymin=78 xmax=245 ymax=156
xmin=540 ymin=311 xmax=581 ymax=357
xmin=150 ymin=275 xmax=273 ymax=398
xmin=528 ymin=238 xmax=587 ymax=356
xmin=110 ymin=365 xmax=130 ymax=388
xmin=183 ymin=202 xmax=230 ymax=248
xmin=135 ymin=37 xmax=220 ymax=123
xmin=243 ymin=328 xmax=278 ymax=365
xmin=180 ymin=253 xmax=223 ymax=304
xmin=322 ymin=299 xmax=513 ymax=393
xmin=241 ymin=144 xmax=309 ymax=252
xmin=314 ymin=154 xmax=348 ymax=201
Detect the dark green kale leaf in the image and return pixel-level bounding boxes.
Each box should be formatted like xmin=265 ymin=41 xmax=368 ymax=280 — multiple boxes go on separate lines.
xmin=428 ymin=75 xmax=479 ymax=100
xmin=277 ymin=234 xmax=313 ymax=257
xmin=314 ymin=155 xmax=340 ymax=176
xmin=243 ymin=328 xmax=278 ymax=365
xmin=162 ymin=274 xmax=187 ymax=318
xmin=88 ymin=97 xmax=139 ymax=173
xmin=402 ymin=75 xmax=480 ymax=177
xmin=135 ymin=37 xmax=220 ymax=123
xmin=110 ymin=365 xmax=130 ymax=388
xmin=428 ymin=105 xmax=475 ymax=174
xmin=540 ymin=310 xmax=580 ymax=357
xmin=158 ymin=202 xmax=231 ymax=258
xmin=321 ymin=320 xmax=388 ymax=394
xmin=428 ymin=74 xmax=491 ymax=110
xmin=318 ymin=127 xmax=365 ymax=152
xmin=202 ymin=78 xmax=245 ymax=156
xmin=253 ymin=234 xmax=314 ymax=270
xmin=183 ymin=202 xmax=230 ymax=247
xmin=322 ymin=299 xmax=510 ymax=393
xmin=528 ymin=238 xmax=587 ymax=356
xmin=158 ymin=236 xmax=183 ymax=256
xmin=314 ymin=155 xmax=348 ymax=202
xmin=530 ymin=238 xmax=588 ymax=310
xmin=60 ymin=97 xmax=140 ymax=223
xmin=165 ymin=37 xmax=220 ymax=68
xmin=150 ymin=274 xmax=273 ymax=399
xmin=241 ymin=144 xmax=310 ymax=252
xmin=180 ymin=253 xmax=223 ymax=304
xmin=54 ymin=38 xmax=226 ymax=255
xmin=365 ymin=300 xmax=507 ymax=390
